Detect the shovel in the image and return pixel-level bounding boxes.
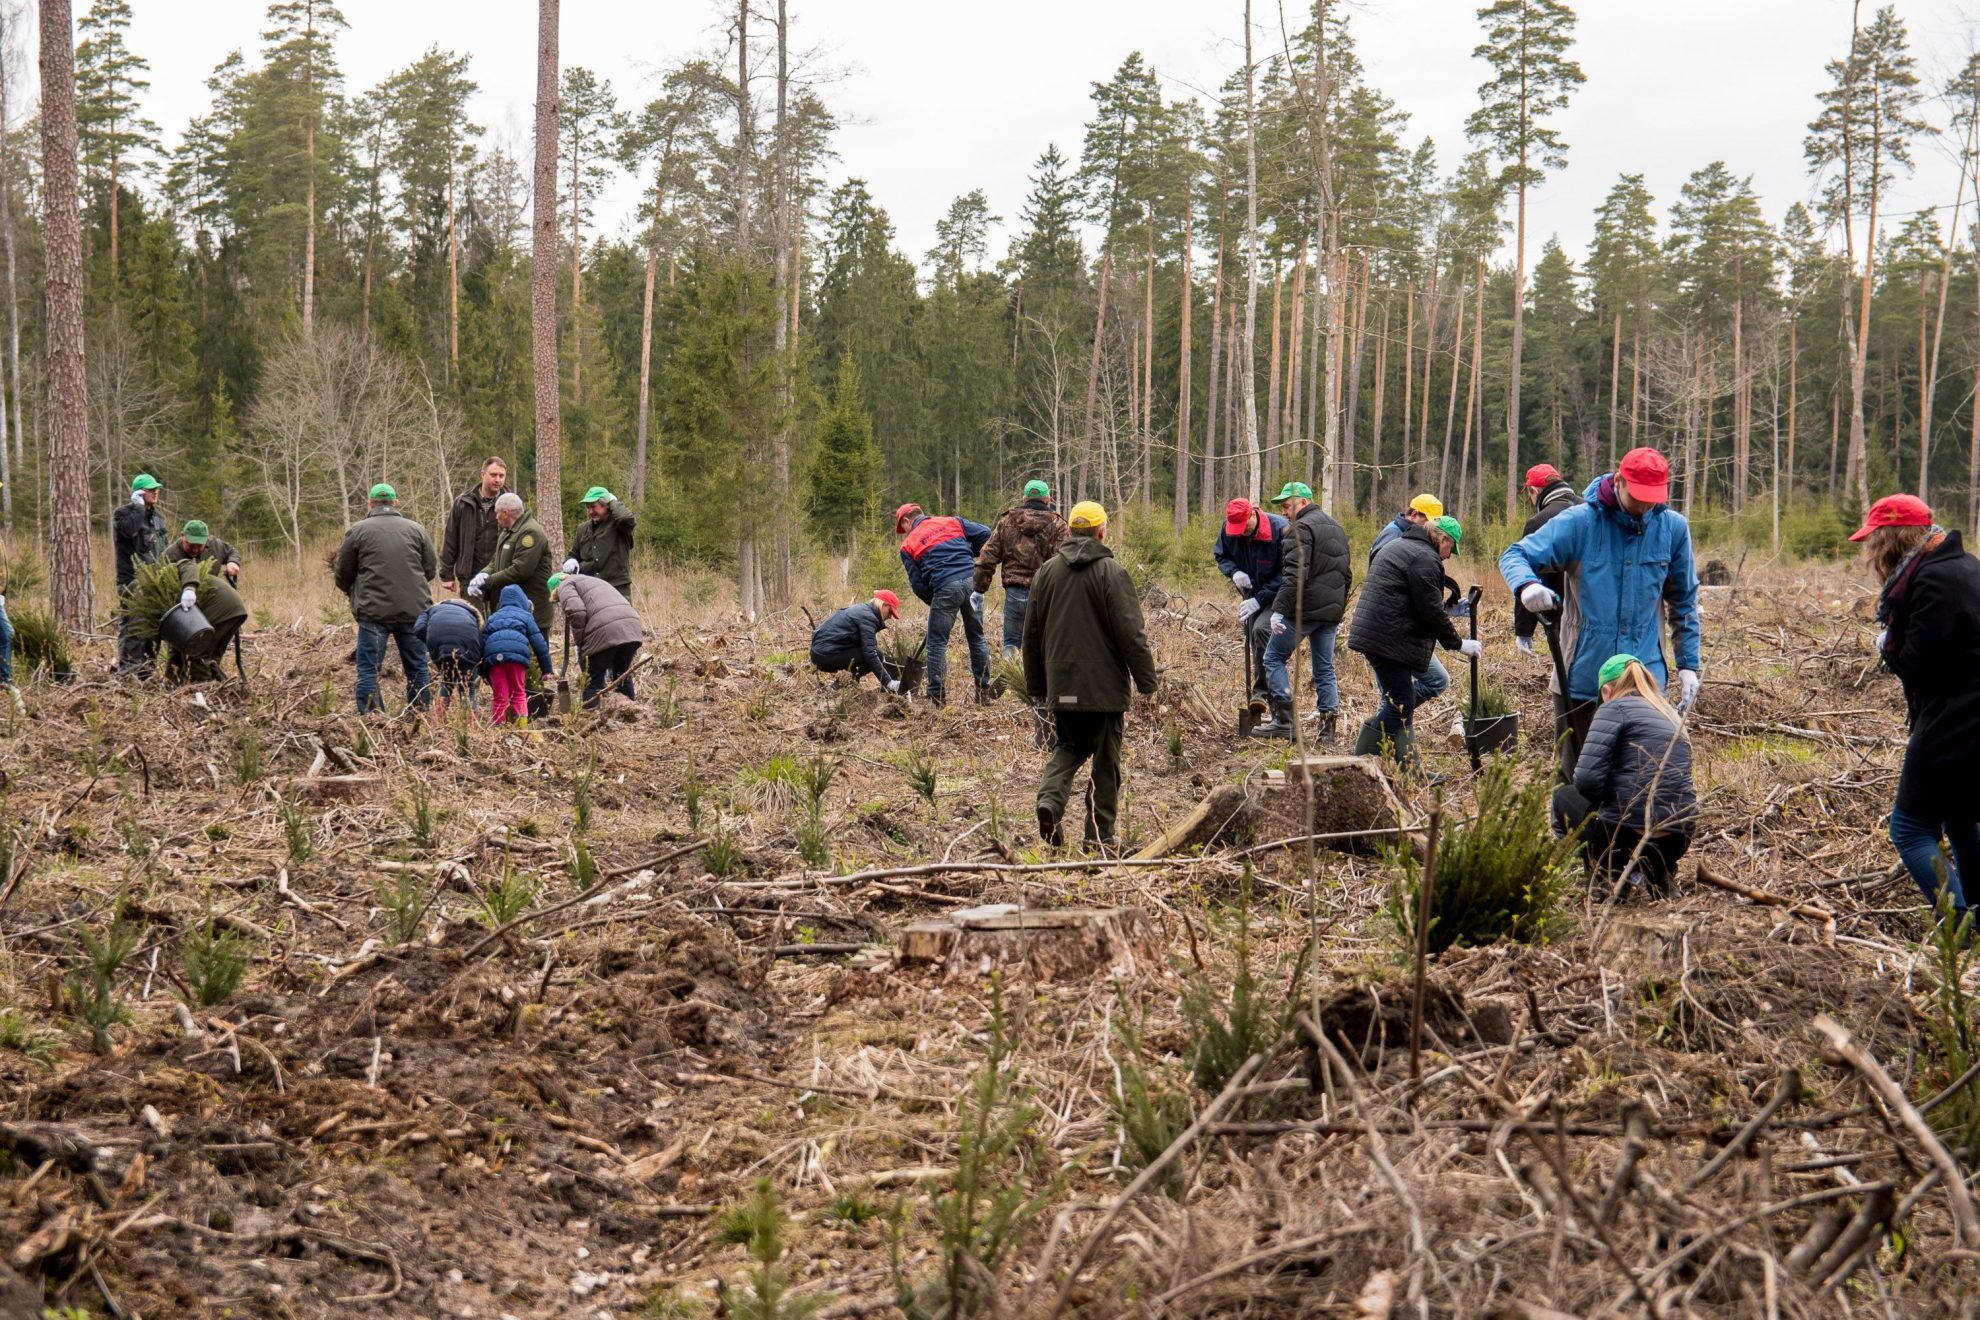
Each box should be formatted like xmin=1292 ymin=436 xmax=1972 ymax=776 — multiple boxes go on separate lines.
xmin=554 ymin=620 xmax=573 ymax=716
xmin=1537 ymin=608 xmax=1578 ymax=769
xmin=1235 ymin=591 xmax=1269 ymax=737
xmin=1461 ymin=585 xmax=1519 ymax=770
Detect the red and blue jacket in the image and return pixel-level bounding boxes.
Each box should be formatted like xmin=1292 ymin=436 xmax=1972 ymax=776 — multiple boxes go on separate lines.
xmin=900 ymin=514 xmax=992 ymax=603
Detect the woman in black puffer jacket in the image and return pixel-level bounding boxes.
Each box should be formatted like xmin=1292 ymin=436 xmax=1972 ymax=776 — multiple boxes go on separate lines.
xmin=1553 ymin=653 xmax=1696 ymax=897
xmin=1856 ymin=494 xmax=1980 ymax=920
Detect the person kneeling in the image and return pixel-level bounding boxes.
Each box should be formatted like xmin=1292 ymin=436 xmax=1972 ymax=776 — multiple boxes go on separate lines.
xmin=810 ymin=589 xmax=904 ymax=692
xmin=1553 ymin=654 xmax=1697 ymax=898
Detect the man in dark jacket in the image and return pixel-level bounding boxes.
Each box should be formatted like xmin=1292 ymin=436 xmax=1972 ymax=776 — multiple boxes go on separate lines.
xmin=1512 ymin=464 xmax=1580 ymax=652
xmin=1349 ymin=516 xmax=1479 ymax=771
xmin=1257 ymin=482 xmax=1351 ymax=742
xmin=973 ymin=480 xmax=1069 ymax=656
xmin=1023 ymin=501 xmax=1159 ymax=848
xmin=415 ymin=597 xmax=484 ymax=723
xmin=810 ymin=590 xmax=904 ymax=692
xmin=334 ymin=483 xmax=436 ymax=714
xmin=440 ymin=457 xmax=506 ymax=601
xmin=473 ymin=493 xmax=554 ymax=630
xmin=1369 ymin=493 xmax=1443 ymax=563
xmin=896 ymin=502 xmax=993 ymax=705
xmin=563 ymin=486 xmax=636 ymax=596
xmin=1213 ymin=497 xmax=1287 ymax=711
xmin=164 ymin=520 xmax=242 ymax=584
xmin=113 ymin=473 xmax=169 ymax=675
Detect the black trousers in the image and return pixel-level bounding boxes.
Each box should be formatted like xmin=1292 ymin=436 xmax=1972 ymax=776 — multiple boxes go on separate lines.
xmin=582 ymin=641 xmax=640 ymax=705
xmin=811 ymin=645 xmax=888 ymax=687
xmin=1039 ymin=710 xmax=1125 ymax=844
xmin=1553 ymin=784 xmax=1690 ymax=894
xmin=1552 ymin=691 xmax=1599 ymax=783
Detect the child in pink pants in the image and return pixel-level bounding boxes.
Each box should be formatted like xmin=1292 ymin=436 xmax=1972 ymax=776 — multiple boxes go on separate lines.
xmin=478 ymin=584 xmax=553 ymax=726
xmin=487 ymin=661 xmax=529 ymax=723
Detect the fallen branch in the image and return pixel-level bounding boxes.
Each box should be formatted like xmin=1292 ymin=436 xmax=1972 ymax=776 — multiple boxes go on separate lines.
xmin=462 ymin=838 xmax=704 ymax=959
xmin=1694 ymin=863 xmax=1837 ymax=945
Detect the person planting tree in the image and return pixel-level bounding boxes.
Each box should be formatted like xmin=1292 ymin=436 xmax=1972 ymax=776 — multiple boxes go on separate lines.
xmin=1856 ymin=494 xmax=1980 ymax=922
xmin=810 ymin=589 xmax=905 ymax=692
xmin=1211 ymin=496 xmax=1287 ymax=720
xmin=113 ymin=473 xmax=169 ymax=676
xmin=414 ymin=596 xmax=485 ymax=724
xmin=1551 ymin=653 xmax=1697 ymax=898
xmin=895 ymin=501 xmax=993 ymax=706
xmin=549 ymin=572 xmax=643 ymax=705
xmin=1258 ymin=481 xmax=1350 ymax=742
xmin=479 ymin=584 xmax=553 ymax=727
xmin=1370 ymin=491 xmax=1457 ymax=711
xmin=1511 ymin=464 xmax=1580 ymax=657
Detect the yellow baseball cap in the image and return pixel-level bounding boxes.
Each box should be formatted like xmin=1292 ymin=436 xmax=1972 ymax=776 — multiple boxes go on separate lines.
xmin=1409 ymin=493 xmax=1444 ymax=519
xmin=1068 ymin=500 xmax=1108 ymax=531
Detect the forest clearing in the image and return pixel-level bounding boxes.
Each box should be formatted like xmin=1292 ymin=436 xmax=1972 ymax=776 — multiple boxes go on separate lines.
xmin=0 ymin=550 xmax=1966 ymax=1319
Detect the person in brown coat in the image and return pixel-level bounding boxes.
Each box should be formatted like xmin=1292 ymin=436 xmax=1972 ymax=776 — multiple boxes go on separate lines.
xmin=550 ymin=572 xmax=643 ymax=705
xmin=973 ymin=479 xmax=1070 ymax=656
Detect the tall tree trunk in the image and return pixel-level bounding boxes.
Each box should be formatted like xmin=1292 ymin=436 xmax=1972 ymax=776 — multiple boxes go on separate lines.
xmin=633 ymin=209 xmax=660 ymax=509
xmin=1241 ymin=0 xmax=1261 ymax=497
xmin=1731 ymin=261 xmax=1746 ymax=514
xmin=1286 ymin=244 xmax=1307 ymax=450
xmin=530 ymin=0 xmax=565 ymax=553
xmin=1078 ymin=246 xmax=1113 ymax=500
xmin=771 ymin=0 xmax=793 ymax=604
xmin=1142 ymin=213 xmax=1155 ymax=481
xmin=1400 ymin=282 xmax=1415 ymax=498
xmin=1684 ymin=320 xmax=1703 ymax=511
xmin=1608 ymin=309 xmax=1621 ymax=469
xmin=1456 ymin=257 xmax=1483 ymax=517
xmin=1504 ymin=145 xmax=1528 ymax=518
xmin=1174 ymin=177 xmax=1193 ymax=534
xmin=302 ymin=2 xmax=317 ymax=337
xmin=1921 ymin=142 xmax=1964 ymax=501
xmin=1415 ymin=269 xmax=1443 ymax=487
xmin=1369 ymin=294 xmax=1389 ymax=519
xmin=1341 ymin=253 xmax=1369 ymax=513
xmin=448 ymin=139 xmax=460 ymax=372
xmin=1201 ymin=227 xmax=1223 ymax=517
xmin=1629 ymin=317 xmax=1642 ymax=452
xmin=39 ymin=0 xmax=92 ymax=633
xmin=2 ymin=4 xmax=25 ymax=511
xmin=1263 ymin=258 xmax=1282 ymax=463
xmin=1224 ymin=300 xmax=1240 ymax=498
xmin=107 ymin=150 xmax=118 ymax=311
xmin=1437 ymin=266 xmax=1470 ymax=496
xmin=570 ymin=110 xmax=584 ymax=403
xmin=1786 ymin=313 xmax=1798 ymax=510
xmin=1470 ymin=260 xmax=1487 ymax=517
xmin=733 ymin=0 xmax=757 ymax=616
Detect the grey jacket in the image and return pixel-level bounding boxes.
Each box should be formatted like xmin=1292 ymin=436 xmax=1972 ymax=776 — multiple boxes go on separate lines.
xmin=555 ymin=574 xmax=643 ymax=656
xmin=1574 ymin=693 xmax=1697 ymax=835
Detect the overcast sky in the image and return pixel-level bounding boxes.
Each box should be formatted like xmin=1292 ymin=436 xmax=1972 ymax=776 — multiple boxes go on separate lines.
xmin=52 ymin=0 xmax=1980 ymax=272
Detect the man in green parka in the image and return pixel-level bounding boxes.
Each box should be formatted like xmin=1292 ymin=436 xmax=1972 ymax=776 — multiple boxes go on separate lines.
xmin=564 ymin=487 xmax=636 ymax=596
xmin=471 ymin=492 xmax=554 ymax=630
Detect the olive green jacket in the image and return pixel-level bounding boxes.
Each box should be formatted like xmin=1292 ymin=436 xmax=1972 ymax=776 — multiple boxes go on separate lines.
xmin=570 ymin=500 xmax=636 ymax=594
xmin=1021 ymin=535 xmax=1159 ymax=713
xmin=334 ymin=507 xmax=437 ymax=626
xmin=483 ymin=513 xmax=554 ymax=628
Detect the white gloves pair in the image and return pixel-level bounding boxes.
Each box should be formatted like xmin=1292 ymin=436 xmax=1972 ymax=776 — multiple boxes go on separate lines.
xmin=1676 ymin=669 xmax=1700 ymax=713
xmin=1459 ymin=639 xmax=1482 ymax=658
xmin=178 ymin=587 xmax=198 ymax=609
xmin=1269 ymin=612 xmax=1288 ymax=636
xmin=1237 ymin=598 xmax=1260 ymax=624
xmin=562 ymin=558 xmax=579 ymax=574
xmin=886 ymin=679 xmax=902 ymax=693
xmin=969 ymin=591 xmax=985 ymax=615
xmin=1231 ymin=571 xmax=1252 ymax=593
xmin=1518 ymin=583 xmax=1559 ymax=615
xmin=467 ymin=572 xmax=488 ymax=598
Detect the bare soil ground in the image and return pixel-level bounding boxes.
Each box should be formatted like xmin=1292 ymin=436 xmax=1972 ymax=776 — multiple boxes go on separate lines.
xmin=0 ymin=558 xmax=1967 ymax=1318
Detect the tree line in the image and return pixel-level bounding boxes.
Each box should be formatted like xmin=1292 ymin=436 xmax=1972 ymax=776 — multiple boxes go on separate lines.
xmin=1 ymin=0 xmax=1975 ymax=623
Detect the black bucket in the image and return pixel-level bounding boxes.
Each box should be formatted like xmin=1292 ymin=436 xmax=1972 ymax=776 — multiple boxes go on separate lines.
xmin=159 ymin=602 xmax=216 ymax=658
xmin=1464 ymin=711 xmax=1520 ymax=760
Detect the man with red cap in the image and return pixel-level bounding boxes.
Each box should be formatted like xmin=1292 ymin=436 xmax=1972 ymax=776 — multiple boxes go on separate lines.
xmin=1512 ymin=463 xmax=1581 ymax=655
xmin=895 ymin=502 xmax=994 ymax=704
xmin=809 ymin=589 xmax=906 ymax=692
xmin=1500 ymin=446 xmax=1701 ymax=781
xmin=1212 ymin=496 xmax=1287 ymax=712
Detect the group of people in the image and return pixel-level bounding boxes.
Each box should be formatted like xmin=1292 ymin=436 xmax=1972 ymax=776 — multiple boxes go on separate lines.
xmin=108 ymin=456 xmax=647 ymax=725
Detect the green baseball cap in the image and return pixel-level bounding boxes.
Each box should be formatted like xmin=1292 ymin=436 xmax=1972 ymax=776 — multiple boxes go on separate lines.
xmin=1598 ymin=654 xmax=1638 ymax=689
xmin=1433 ymin=515 xmax=1462 ymax=548
xmin=1273 ymin=481 xmax=1314 ymax=502
xmin=369 ymin=483 xmax=397 ymax=501
xmin=547 ymin=573 xmax=567 ymax=593
xmin=582 ymin=486 xmax=614 ymax=505
xmin=182 ymin=520 xmax=209 ymax=545
xmin=131 ymin=474 xmax=161 ymax=492
xmin=1023 ymin=479 xmax=1050 ymax=500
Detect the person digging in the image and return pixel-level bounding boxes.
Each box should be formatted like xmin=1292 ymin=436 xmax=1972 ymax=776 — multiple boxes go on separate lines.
xmin=1348 ymin=514 xmax=1478 ymax=775
xmin=1211 ymin=496 xmax=1287 ymax=724
xmin=895 ymin=501 xmax=993 ymax=705
xmin=549 ymin=572 xmax=644 ymax=706
xmin=810 ymin=589 xmax=907 ymax=692
xmin=973 ymin=479 xmax=1069 ymax=658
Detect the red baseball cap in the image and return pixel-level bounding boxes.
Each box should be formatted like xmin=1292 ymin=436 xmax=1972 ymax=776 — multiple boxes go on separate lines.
xmin=892 ymin=503 xmax=922 ymax=533
xmin=1223 ymin=498 xmax=1255 ymax=536
xmin=1848 ymin=493 xmax=1933 ymax=542
xmin=872 ymin=589 xmax=901 ymax=618
xmin=1523 ymin=463 xmax=1561 ymax=490
xmin=1616 ymin=448 xmax=1670 ymax=504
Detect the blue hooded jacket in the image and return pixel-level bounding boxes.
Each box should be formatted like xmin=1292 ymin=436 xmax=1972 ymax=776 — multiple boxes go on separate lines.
xmin=415 ymin=598 xmax=484 ymax=670
xmin=1212 ymin=512 xmax=1288 ymax=608
xmin=899 ymin=515 xmax=992 ymax=602
xmin=1498 ymin=474 xmax=1701 ymax=701
xmin=479 ymin=584 xmax=553 ymax=674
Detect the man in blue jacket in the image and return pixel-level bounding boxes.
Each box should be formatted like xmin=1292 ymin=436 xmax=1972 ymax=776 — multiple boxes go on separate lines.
xmin=811 ymin=590 xmax=904 ymax=692
xmin=1212 ymin=497 xmax=1286 ymax=710
xmin=895 ymin=502 xmax=993 ymax=705
xmin=1499 ymin=446 xmax=1702 ymax=781
xmin=1369 ymin=492 xmax=1444 ymax=563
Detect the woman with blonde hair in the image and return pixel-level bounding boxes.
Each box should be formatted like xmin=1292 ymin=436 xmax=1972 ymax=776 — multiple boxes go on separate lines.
xmin=1855 ymin=494 xmax=1980 ymax=920
xmin=1552 ymin=653 xmax=1697 ymax=897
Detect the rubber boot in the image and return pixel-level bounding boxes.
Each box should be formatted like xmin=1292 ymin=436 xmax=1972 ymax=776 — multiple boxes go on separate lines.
xmin=1352 ymin=719 xmax=1383 ymax=757
xmin=1313 ymin=710 xmax=1338 ymax=747
xmin=1253 ymin=697 xmax=1296 ymax=740
xmin=1036 ymin=805 xmax=1064 ymax=846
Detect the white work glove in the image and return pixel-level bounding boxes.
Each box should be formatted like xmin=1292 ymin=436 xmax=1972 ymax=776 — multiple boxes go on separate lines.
xmin=131 ymin=489 xmax=149 ymax=507
xmin=178 ymin=586 xmax=197 ymax=609
xmin=1676 ymin=669 xmax=1700 ymax=713
xmin=969 ymin=591 xmax=985 ymax=615
xmin=1875 ymin=628 xmax=1888 ymax=653
xmin=1238 ymin=598 xmax=1260 ymax=624
xmin=562 ymin=558 xmax=578 ymax=574
xmin=1231 ymin=571 xmax=1252 ymax=593
xmin=1515 ymin=634 xmax=1537 ymax=658
xmin=1269 ymin=612 xmax=1288 ymax=636
xmin=467 ymin=572 xmax=488 ymax=598
xmin=886 ymin=679 xmax=901 ymax=693
xmin=0 ymin=593 xmax=6 ymax=609
xmin=1459 ymin=639 xmax=1482 ymax=659
xmin=1518 ymin=583 xmax=1559 ymax=615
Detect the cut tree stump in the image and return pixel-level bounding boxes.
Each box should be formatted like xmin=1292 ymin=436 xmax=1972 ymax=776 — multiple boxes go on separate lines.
xmin=290 ymin=773 xmax=378 ymax=802
xmin=1255 ymin=757 xmax=1411 ymax=856
xmin=1134 ymin=784 xmax=1251 ymax=859
xmin=897 ymin=905 xmax=1160 ymax=981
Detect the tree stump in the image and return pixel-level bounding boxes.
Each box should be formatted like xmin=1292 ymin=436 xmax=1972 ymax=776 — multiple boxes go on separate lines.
xmin=1134 ymin=784 xmax=1251 ymax=859
xmin=1254 ymin=756 xmax=1411 ymax=855
xmin=897 ymin=905 xmax=1161 ymax=981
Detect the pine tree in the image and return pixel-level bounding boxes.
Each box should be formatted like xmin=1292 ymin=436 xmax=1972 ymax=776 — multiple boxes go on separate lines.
xmin=382 ymin=48 xmax=478 ymax=371
xmin=558 ymin=66 xmax=626 ymax=404
xmin=41 ymin=0 xmax=95 ymax=632
xmin=1588 ymin=174 xmax=1657 ymax=465
xmin=1466 ymin=0 xmax=1584 ymax=515
xmin=261 ymin=0 xmax=348 ymax=337
xmin=530 ymin=0 xmax=564 ymax=552
xmin=808 ymin=357 xmax=879 ymax=549
xmin=74 ymin=0 xmax=159 ymax=303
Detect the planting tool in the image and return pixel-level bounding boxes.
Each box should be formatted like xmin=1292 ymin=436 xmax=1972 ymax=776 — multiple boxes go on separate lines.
xmin=1537 ymin=608 xmax=1578 ymax=769
xmin=554 ymin=621 xmax=573 ymax=717
xmin=1461 ymin=585 xmax=1519 ymax=771
xmin=1235 ymin=588 xmax=1269 ymax=737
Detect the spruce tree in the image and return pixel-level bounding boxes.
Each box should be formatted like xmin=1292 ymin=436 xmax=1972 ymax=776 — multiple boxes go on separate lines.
xmin=808 ymin=358 xmax=879 ymax=550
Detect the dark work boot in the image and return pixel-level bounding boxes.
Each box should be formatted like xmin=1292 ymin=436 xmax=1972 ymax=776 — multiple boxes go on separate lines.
xmin=927 ymin=687 xmax=947 ymax=708
xmin=1352 ymin=719 xmax=1383 ymax=757
xmin=1036 ymin=805 xmax=1064 ymax=847
xmin=1252 ymin=697 xmax=1296 ymax=740
xmin=1313 ymin=710 xmax=1338 ymax=746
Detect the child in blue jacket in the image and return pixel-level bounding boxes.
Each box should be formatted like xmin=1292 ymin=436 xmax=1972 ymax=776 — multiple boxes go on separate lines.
xmin=479 ymin=584 xmax=552 ymax=724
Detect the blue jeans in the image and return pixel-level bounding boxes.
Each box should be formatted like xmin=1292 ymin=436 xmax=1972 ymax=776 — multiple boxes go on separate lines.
xmin=0 ymin=595 xmax=11 ymax=685
xmin=926 ymin=576 xmax=990 ymax=699
xmin=1263 ymin=616 xmax=1338 ymax=713
xmin=1001 ymin=586 xmax=1029 ymax=654
xmin=1890 ymin=807 xmax=1978 ymax=917
xmin=1415 ymin=655 xmax=1449 ymax=706
xmin=355 ymin=620 xmax=430 ymax=714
